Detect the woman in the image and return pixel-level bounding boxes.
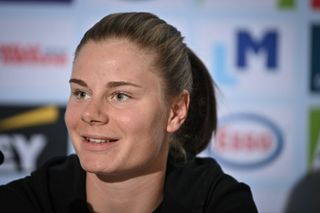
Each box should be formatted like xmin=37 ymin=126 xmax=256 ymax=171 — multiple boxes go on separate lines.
xmin=0 ymin=12 xmax=257 ymax=212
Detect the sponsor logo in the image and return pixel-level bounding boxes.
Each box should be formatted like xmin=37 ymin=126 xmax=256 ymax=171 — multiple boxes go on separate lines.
xmin=0 ymin=43 xmax=67 ymax=66
xmin=0 ymin=105 xmax=68 ymax=173
xmin=213 ymin=29 xmax=280 ymax=86
xmin=209 ymin=113 xmax=284 ymax=169
xmin=237 ymin=30 xmax=278 ymax=69
xmin=0 ymin=0 xmax=72 ymax=2
xmin=311 ymin=25 xmax=320 ymax=93
xmin=207 ymin=23 xmax=295 ymax=95
xmin=278 ymin=0 xmax=296 ymax=9
xmin=311 ymin=0 xmax=320 ymax=9
xmin=119 ymin=0 xmax=154 ymax=1
xmin=309 ymin=108 xmax=320 ymax=170
xmin=197 ymin=0 xmax=296 ymax=9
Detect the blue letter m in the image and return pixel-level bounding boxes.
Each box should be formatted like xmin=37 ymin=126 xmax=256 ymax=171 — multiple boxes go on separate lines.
xmin=237 ymin=30 xmax=278 ymax=69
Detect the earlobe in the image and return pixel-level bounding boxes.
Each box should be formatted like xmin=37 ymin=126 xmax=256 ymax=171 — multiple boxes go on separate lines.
xmin=166 ymin=90 xmax=190 ymax=133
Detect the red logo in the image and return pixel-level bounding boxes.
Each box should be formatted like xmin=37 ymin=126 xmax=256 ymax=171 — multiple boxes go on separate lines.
xmin=216 ymin=126 xmax=273 ymax=153
xmin=312 ymin=0 xmax=320 ymax=9
xmin=211 ymin=113 xmax=284 ymax=169
xmin=0 ymin=43 xmax=67 ymax=66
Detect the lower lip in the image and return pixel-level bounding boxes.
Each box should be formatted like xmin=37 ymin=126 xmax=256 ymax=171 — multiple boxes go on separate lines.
xmin=81 ymin=138 xmax=118 ymax=152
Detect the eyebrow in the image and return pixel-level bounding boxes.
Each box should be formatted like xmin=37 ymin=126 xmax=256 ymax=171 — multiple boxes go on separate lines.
xmin=69 ymin=78 xmax=87 ymax=87
xmin=106 ymin=81 xmax=142 ymax=88
xmin=69 ymin=78 xmax=142 ymax=89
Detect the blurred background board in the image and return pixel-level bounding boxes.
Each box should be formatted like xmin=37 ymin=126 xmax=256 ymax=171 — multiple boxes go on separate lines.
xmin=0 ymin=0 xmax=319 ymax=212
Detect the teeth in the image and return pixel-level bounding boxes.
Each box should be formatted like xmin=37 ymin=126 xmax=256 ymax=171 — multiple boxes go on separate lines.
xmin=87 ymin=138 xmax=109 ymax=143
xmin=84 ymin=136 xmax=117 ymax=144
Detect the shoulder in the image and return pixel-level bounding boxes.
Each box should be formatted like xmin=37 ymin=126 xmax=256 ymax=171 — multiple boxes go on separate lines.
xmin=0 ymin=154 xmax=85 ymax=213
xmin=284 ymin=170 xmax=320 ymax=213
xmin=166 ymin=157 xmax=236 ymax=189
xmin=163 ymin=157 xmax=258 ymax=213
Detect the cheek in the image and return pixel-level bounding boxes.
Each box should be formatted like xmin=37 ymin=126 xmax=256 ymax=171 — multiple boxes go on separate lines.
xmin=65 ymin=102 xmax=80 ymax=130
xmin=118 ymin=106 xmax=168 ymax=142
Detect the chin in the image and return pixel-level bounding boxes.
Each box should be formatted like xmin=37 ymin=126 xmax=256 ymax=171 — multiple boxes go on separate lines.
xmin=81 ymin=160 xmax=117 ymax=175
xmin=77 ymin=152 xmax=112 ymax=173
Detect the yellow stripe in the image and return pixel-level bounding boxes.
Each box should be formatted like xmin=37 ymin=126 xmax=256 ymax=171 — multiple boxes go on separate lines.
xmin=0 ymin=106 xmax=59 ymax=131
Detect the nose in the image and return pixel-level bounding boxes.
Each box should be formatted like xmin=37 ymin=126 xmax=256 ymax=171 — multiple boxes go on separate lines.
xmin=81 ymin=98 xmax=109 ymax=126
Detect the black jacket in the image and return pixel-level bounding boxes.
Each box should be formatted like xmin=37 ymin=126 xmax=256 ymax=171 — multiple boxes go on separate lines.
xmin=0 ymin=155 xmax=257 ymax=213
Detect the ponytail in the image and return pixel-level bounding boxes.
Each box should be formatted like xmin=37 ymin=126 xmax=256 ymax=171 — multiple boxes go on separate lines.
xmin=171 ymin=48 xmax=217 ymax=161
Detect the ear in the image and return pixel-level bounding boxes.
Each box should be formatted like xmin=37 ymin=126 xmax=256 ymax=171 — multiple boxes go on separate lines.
xmin=166 ymin=90 xmax=190 ymax=133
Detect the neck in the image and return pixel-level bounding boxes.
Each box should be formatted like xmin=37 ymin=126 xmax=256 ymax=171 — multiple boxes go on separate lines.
xmin=86 ymin=162 xmax=167 ymax=213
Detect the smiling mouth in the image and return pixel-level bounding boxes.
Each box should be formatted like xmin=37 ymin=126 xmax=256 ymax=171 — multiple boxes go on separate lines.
xmin=83 ymin=136 xmax=118 ymax=144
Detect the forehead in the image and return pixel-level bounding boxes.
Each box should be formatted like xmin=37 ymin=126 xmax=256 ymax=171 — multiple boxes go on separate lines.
xmin=74 ymin=38 xmax=158 ymax=73
xmin=72 ymin=39 xmax=166 ymax=89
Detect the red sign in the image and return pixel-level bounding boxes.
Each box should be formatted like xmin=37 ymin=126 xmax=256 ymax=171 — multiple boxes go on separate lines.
xmin=0 ymin=44 xmax=67 ymax=66
xmin=312 ymin=0 xmax=320 ymax=9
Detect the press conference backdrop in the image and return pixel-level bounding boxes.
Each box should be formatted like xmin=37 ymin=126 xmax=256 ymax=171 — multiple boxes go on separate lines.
xmin=0 ymin=0 xmax=319 ymax=212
